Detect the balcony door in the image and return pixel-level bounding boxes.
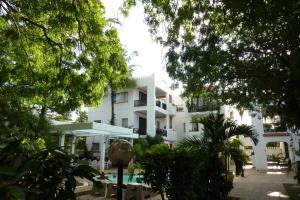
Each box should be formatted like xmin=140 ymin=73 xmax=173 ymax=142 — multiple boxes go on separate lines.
xmin=139 ymin=117 xmax=147 ymax=135
xmin=139 ymin=91 xmax=147 ymax=102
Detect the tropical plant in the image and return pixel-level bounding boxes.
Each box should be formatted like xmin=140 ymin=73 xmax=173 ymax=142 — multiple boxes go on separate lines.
xmin=0 ymin=139 xmax=102 ymax=200
xmin=140 ymin=144 xmax=173 ymax=200
xmin=227 ymin=139 xmax=249 ymax=176
xmin=178 ymin=113 xmax=258 ymax=198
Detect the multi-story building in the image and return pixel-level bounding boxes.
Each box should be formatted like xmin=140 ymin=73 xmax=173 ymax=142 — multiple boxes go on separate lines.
xmin=88 ymin=74 xmax=180 ymax=145
xmin=88 ymin=73 xmax=300 ymax=171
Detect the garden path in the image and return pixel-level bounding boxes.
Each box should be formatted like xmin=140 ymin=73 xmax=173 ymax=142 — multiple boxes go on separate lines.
xmin=230 ymin=164 xmax=298 ymax=200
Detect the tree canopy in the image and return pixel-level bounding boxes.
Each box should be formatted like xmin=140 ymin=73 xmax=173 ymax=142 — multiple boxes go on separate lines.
xmin=126 ymin=0 xmax=300 ymax=128
xmin=0 ymin=0 xmax=128 ymax=116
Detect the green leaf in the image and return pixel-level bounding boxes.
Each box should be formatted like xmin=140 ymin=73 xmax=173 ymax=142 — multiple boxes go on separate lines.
xmin=0 ymin=166 xmax=18 ymax=176
xmin=8 ymin=186 xmax=25 ymax=200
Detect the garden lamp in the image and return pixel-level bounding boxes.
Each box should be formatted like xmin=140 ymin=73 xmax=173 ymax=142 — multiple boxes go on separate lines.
xmin=108 ymin=139 xmax=134 ymax=200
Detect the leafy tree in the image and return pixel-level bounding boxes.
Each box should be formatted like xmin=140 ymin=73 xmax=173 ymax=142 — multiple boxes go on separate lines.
xmin=75 ymin=110 xmax=88 ymax=123
xmin=109 ymin=51 xmax=137 ymax=125
xmin=0 ymin=0 xmax=128 ymax=120
xmin=124 ymin=0 xmax=300 ymax=128
xmin=0 ymin=1 xmax=129 ymax=198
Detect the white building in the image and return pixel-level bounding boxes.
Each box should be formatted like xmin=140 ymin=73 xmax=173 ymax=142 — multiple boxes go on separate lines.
xmin=87 ymin=73 xmax=300 ymax=171
xmin=88 ymin=74 xmax=180 ymax=146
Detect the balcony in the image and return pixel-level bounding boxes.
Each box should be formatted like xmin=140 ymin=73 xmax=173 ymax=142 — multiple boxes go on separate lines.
xmin=134 ymin=100 xmax=147 ymax=107
xmin=133 ymin=128 xmax=147 ymax=135
xmin=164 ymin=129 xmax=177 ymax=141
xmin=167 ymin=102 xmax=176 ymax=115
xmin=186 ymin=131 xmax=202 ymax=138
xmin=263 ymin=123 xmax=286 ymax=132
xmin=156 ymin=100 xmax=167 ymax=110
xmin=156 ymin=128 xmax=167 ymax=137
xmin=186 ymin=123 xmax=203 ymax=138
xmin=188 ymin=105 xmax=219 ymax=113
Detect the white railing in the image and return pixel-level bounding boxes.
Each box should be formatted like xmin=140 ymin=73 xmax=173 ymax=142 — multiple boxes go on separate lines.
xmin=186 ymin=131 xmax=202 ymax=138
xmin=167 ymin=102 xmax=176 ymax=115
xmin=163 ymin=129 xmax=177 ymax=141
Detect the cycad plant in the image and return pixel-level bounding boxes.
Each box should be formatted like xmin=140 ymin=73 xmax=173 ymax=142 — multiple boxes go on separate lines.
xmin=178 ymin=113 xmax=258 ymax=198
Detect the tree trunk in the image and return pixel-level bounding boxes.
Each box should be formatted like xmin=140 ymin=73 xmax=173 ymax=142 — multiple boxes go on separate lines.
xmin=110 ymin=91 xmax=115 ymax=125
xmin=159 ymin=188 xmax=165 ymax=200
xmin=37 ymin=105 xmax=47 ymax=133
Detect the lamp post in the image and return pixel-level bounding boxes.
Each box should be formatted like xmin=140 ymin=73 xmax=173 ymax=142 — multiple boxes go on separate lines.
xmin=108 ymin=139 xmax=134 ymax=200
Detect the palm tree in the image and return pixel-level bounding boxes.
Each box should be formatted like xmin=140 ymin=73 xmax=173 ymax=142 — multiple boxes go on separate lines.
xmin=108 ymin=51 xmax=137 ymax=125
xmin=178 ymin=113 xmax=258 ymax=196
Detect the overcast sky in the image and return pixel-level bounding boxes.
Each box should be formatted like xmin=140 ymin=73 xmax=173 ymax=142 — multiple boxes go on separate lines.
xmin=102 ymin=0 xmax=167 ymax=77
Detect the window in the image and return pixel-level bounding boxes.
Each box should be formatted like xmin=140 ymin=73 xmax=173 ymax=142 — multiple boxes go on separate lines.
xmin=139 ymin=91 xmax=147 ymax=101
xmin=115 ymin=92 xmax=128 ymax=103
xmin=122 ymin=118 xmax=128 ymax=128
xmin=192 ymin=123 xmax=199 ymax=131
xmin=183 ymin=123 xmax=186 ymax=132
xmin=192 ymin=98 xmax=203 ymax=107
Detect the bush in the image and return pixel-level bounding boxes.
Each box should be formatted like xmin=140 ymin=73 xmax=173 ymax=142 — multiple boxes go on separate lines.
xmin=0 ymin=139 xmax=102 ymax=200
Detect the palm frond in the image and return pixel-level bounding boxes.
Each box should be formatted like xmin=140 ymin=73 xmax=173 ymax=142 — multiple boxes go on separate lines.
xmin=227 ymin=124 xmax=258 ymax=145
xmin=177 ymin=136 xmax=206 ymax=151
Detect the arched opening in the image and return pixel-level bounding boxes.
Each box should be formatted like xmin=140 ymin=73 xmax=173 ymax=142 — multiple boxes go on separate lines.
xmin=265 ymin=141 xmax=291 ymax=172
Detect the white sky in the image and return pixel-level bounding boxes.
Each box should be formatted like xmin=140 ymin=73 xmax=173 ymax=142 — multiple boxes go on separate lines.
xmin=102 ymin=0 xmax=167 ymax=77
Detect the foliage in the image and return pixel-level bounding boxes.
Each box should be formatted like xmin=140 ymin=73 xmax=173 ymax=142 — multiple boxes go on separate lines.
xmin=0 ymin=139 xmax=102 ymax=200
xmin=0 ymin=0 xmax=128 ymax=117
xmin=294 ymin=161 xmax=300 ymax=184
xmin=177 ymin=137 xmax=232 ymax=199
xmin=176 ymin=113 xmax=258 ymax=199
xmin=75 ymin=110 xmax=88 ymax=123
xmin=227 ymin=139 xmax=249 ymax=176
xmin=132 ymin=135 xmax=163 ymax=162
xmin=127 ymin=162 xmax=142 ymax=182
xmin=51 ymin=112 xmax=72 ymax=122
xmin=0 ymin=98 xmax=51 ymax=144
xmin=140 ymin=144 xmax=173 ymax=200
xmin=125 ymin=0 xmax=300 ymax=128
xmin=109 ymin=50 xmax=137 ymax=125
xmin=0 ymin=1 xmax=130 ymax=198
xmin=270 ymin=154 xmax=281 ymax=164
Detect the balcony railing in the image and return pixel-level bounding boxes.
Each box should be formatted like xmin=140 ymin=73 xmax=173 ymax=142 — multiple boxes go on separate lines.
xmin=156 ymin=128 xmax=167 ymax=137
xmin=263 ymin=123 xmax=286 ymax=132
xmin=162 ymin=103 xmax=167 ymax=110
xmin=156 ymin=100 xmax=161 ymax=107
xmin=133 ymin=128 xmax=147 ymax=135
xmin=134 ymin=100 xmax=147 ymax=107
xmin=156 ymin=100 xmax=167 ymax=110
xmin=188 ymin=105 xmax=219 ymax=113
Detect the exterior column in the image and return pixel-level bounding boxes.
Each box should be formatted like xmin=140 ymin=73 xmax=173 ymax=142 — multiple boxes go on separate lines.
xmin=166 ymin=115 xmax=170 ymax=129
xmin=147 ymin=82 xmax=156 ymax=137
xmin=251 ymin=111 xmax=268 ymax=171
xmin=71 ymin=135 xmax=76 ymax=154
xmin=58 ymin=132 xmax=65 ymax=148
xmin=99 ymin=135 xmax=106 ymax=171
xmin=129 ymin=138 xmax=134 ymax=146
